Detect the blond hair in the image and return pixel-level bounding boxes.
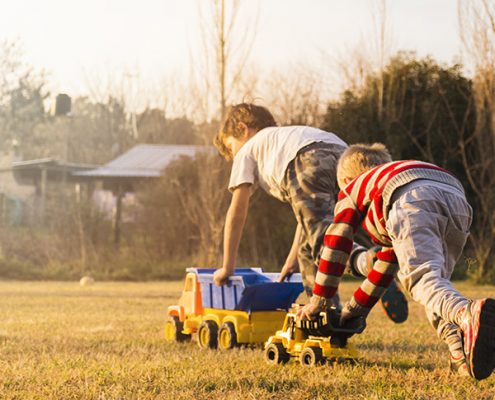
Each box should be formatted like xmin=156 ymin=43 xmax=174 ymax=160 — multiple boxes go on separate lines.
xmin=214 ymin=103 xmax=277 ymax=160
xmin=337 ymin=143 xmax=392 ymax=187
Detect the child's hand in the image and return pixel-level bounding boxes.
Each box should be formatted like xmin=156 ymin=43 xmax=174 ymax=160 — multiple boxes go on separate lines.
xmin=296 ymin=295 xmax=327 ymax=320
xmin=339 ymin=302 xmax=355 ymax=325
xmin=339 ymin=301 xmax=367 ymax=327
xmin=296 ymin=303 xmax=320 ymax=320
xmin=339 ymin=303 xmax=367 ymax=335
xmin=277 ymin=262 xmax=299 ymax=282
xmin=213 ymin=268 xmax=231 ymax=286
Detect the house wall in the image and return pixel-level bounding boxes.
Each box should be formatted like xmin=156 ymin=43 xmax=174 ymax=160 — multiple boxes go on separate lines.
xmin=0 ymin=151 xmax=36 ymax=225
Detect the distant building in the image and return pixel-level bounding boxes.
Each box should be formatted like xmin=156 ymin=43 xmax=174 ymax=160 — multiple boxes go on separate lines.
xmin=9 ymin=158 xmax=95 ymax=224
xmin=73 ymin=143 xmax=215 ymax=245
xmin=0 ymin=148 xmax=34 ymax=225
xmin=2 ymin=143 xmax=213 ymax=242
xmin=0 ymin=146 xmax=94 ymax=224
xmin=73 ymin=143 xmax=213 ymax=186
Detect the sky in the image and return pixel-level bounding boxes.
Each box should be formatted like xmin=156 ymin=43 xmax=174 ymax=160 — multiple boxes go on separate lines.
xmin=0 ymin=0 xmax=463 ymax=108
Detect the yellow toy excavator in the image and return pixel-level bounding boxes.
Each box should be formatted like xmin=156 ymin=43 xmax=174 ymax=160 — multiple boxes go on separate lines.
xmin=264 ymin=305 xmax=365 ymax=366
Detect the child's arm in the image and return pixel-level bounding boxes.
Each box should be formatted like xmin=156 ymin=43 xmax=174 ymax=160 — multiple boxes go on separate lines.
xmin=312 ymin=195 xmax=360 ymax=299
xmin=277 ymin=223 xmax=301 ymax=282
xmin=298 ymin=194 xmax=361 ymax=319
xmin=213 ymin=183 xmax=252 ymax=286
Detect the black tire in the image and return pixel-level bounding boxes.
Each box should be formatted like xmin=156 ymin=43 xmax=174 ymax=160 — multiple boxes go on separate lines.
xmin=218 ymin=322 xmax=238 ymax=350
xmin=264 ymin=342 xmax=290 ymax=364
xmin=299 ymin=346 xmax=325 ymax=367
xmin=164 ymin=316 xmax=191 ymax=342
xmin=197 ymin=320 xmax=218 ymax=349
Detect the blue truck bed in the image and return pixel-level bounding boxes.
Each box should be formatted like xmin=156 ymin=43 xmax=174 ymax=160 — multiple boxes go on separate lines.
xmin=187 ymin=268 xmax=304 ymax=313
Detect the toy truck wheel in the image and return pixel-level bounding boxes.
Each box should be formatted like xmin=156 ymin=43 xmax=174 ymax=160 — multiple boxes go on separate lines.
xmin=197 ymin=320 xmax=218 ymax=349
xmin=218 ymin=322 xmax=238 ymax=350
xmin=164 ymin=316 xmax=191 ymax=342
xmin=264 ymin=342 xmax=290 ymax=364
xmin=299 ymin=346 xmax=325 ymax=367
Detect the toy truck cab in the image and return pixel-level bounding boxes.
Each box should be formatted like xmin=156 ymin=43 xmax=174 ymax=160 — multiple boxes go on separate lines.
xmin=165 ymin=268 xmax=304 ymax=350
xmin=264 ymin=306 xmax=365 ymax=366
xmin=165 ymin=272 xmax=203 ymax=342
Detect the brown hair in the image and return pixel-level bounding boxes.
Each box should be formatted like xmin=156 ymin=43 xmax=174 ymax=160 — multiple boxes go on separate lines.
xmin=337 ymin=143 xmax=392 ymax=187
xmin=214 ymin=103 xmax=277 ymax=160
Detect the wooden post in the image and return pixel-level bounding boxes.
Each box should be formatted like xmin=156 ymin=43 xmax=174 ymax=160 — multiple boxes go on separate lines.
xmin=113 ymin=184 xmax=124 ymax=248
xmin=0 ymin=193 xmax=5 ymax=224
xmin=75 ymin=183 xmax=87 ymax=271
xmin=40 ymin=167 xmax=47 ymax=222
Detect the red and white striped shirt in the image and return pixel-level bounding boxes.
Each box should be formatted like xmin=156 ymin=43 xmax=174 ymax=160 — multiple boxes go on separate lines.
xmin=313 ymin=160 xmax=463 ymax=315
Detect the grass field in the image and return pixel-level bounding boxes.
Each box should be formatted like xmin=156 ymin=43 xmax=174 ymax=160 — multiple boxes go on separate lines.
xmin=0 ymin=280 xmax=494 ymax=400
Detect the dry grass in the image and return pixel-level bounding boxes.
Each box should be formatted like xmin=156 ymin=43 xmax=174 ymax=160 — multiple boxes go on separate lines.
xmin=0 ymin=280 xmax=494 ymax=399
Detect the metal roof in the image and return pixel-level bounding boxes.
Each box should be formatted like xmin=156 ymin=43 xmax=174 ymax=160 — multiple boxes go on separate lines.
xmin=12 ymin=158 xmax=96 ymax=170
xmin=11 ymin=158 xmax=97 ymax=184
xmin=73 ymin=144 xmax=214 ymax=179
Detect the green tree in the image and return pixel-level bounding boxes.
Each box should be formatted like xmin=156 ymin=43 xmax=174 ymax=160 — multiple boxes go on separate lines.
xmin=322 ymin=52 xmax=495 ymax=281
xmin=323 ymin=52 xmax=474 ymax=173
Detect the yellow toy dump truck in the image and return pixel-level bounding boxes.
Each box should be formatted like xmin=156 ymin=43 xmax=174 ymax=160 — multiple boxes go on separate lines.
xmin=264 ymin=305 xmax=365 ymax=366
xmin=165 ymin=268 xmax=304 ymax=350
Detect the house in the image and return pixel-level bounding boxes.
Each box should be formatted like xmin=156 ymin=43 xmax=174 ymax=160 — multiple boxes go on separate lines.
xmin=5 ymin=143 xmax=213 ymax=243
xmin=1 ymin=150 xmax=94 ymax=224
xmin=73 ymin=143 xmax=214 ymax=245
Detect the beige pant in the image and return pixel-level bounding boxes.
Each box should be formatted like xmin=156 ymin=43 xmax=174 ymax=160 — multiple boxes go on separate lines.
xmin=387 ymin=181 xmax=472 ymax=344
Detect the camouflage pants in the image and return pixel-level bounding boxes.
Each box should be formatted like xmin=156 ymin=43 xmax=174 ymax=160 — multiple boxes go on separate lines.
xmin=279 ymin=142 xmax=347 ymax=299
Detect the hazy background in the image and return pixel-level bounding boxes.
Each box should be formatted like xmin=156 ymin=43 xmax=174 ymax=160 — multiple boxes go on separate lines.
xmin=0 ymin=0 xmax=493 ymax=284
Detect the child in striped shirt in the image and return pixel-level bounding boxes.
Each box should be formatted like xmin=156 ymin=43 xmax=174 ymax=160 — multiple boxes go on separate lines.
xmin=299 ymin=143 xmax=495 ymax=380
